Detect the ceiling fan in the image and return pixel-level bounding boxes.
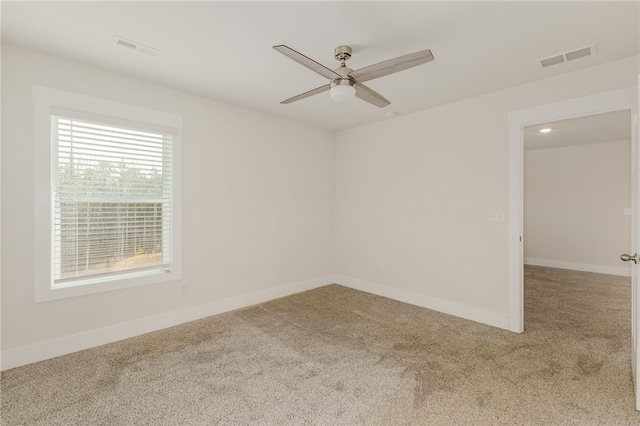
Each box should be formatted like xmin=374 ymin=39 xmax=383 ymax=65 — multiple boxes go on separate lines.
xmin=273 ymin=44 xmax=434 ymax=108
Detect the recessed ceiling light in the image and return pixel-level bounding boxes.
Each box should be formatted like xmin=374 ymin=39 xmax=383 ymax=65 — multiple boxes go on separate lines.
xmin=539 ymin=128 xmax=552 ymax=133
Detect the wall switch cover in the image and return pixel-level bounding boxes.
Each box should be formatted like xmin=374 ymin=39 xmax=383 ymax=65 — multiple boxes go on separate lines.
xmin=490 ymin=210 xmax=505 ymax=222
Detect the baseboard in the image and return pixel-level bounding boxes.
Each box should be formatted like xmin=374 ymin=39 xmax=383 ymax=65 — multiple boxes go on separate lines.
xmin=524 ymin=257 xmax=631 ymax=277
xmin=1 ymin=275 xmax=333 ymax=371
xmin=334 ymin=275 xmax=510 ymax=331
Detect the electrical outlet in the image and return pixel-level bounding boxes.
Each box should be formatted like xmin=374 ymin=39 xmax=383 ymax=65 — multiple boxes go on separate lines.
xmin=179 ymin=282 xmax=188 ymax=295
xmin=377 ymin=264 xmax=384 ymax=275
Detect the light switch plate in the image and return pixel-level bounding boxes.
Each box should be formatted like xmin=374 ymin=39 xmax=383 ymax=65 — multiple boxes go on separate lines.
xmin=490 ymin=210 xmax=505 ymax=222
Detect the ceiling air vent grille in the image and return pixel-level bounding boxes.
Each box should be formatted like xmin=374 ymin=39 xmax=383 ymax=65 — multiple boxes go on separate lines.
xmin=112 ymin=36 xmax=160 ymax=57
xmin=540 ymin=55 xmax=565 ymax=68
xmin=538 ymin=44 xmax=596 ymax=68
xmin=565 ymin=46 xmax=592 ymax=61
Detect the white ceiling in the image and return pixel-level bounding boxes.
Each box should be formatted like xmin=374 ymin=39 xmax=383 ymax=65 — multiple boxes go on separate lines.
xmin=524 ymin=109 xmax=632 ymax=151
xmin=2 ymin=1 xmax=639 ymax=132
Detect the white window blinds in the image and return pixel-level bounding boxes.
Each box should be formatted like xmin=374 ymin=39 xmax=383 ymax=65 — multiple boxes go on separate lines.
xmin=52 ymin=115 xmax=173 ymax=284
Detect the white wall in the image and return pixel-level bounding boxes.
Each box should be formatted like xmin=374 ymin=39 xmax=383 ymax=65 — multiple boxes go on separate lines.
xmin=524 ymin=140 xmax=631 ymax=276
xmin=334 ymin=55 xmax=639 ymax=325
xmin=1 ymin=45 xmax=334 ymax=363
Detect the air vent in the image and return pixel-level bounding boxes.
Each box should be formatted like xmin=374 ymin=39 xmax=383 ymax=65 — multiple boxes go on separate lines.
xmin=112 ymin=36 xmax=160 ymax=57
xmin=538 ymin=44 xmax=596 ymax=68
xmin=115 ymin=39 xmax=137 ymax=50
xmin=565 ymin=46 xmax=593 ymax=61
xmin=540 ymin=55 xmax=565 ymax=68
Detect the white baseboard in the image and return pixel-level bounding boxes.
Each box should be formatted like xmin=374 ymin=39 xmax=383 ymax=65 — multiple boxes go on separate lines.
xmin=524 ymin=257 xmax=631 ymax=277
xmin=334 ymin=275 xmax=510 ymax=331
xmin=1 ymin=275 xmax=333 ymax=371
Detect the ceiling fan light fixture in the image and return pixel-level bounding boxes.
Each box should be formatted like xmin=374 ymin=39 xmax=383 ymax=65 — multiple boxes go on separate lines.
xmin=273 ymin=44 xmax=434 ymax=107
xmin=329 ymin=80 xmax=356 ymax=103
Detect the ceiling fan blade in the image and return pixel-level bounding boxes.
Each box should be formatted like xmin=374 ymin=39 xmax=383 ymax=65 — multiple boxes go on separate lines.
xmin=280 ymin=84 xmax=330 ymax=104
xmin=355 ymin=83 xmax=391 ymax=108
xmin=349 ymin=49 xmax=434 ymax=83
xmin=273 ymin=45 xmax=341 ymax=80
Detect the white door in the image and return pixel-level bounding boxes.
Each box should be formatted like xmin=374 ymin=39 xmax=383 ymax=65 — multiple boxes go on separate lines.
xmin=634 ymin=75 xmax=640 ymax=411
xmin=625 ymin=74 xmax=640 ymax=410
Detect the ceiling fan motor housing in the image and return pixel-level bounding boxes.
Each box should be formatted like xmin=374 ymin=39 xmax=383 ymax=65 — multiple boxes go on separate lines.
xmin=330 ymin=78 xmax=355 ymax=89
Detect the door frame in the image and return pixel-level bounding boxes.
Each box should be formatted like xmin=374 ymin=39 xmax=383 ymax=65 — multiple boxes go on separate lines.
xmin=507 ymin=86 xmax=634 ymax=333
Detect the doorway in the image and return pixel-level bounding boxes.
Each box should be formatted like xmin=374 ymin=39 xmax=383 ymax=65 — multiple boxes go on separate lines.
xmin=507 ymin=87 xmax=634 ymax=333
xmin=523 ymin=111 xmax=632 ymax=278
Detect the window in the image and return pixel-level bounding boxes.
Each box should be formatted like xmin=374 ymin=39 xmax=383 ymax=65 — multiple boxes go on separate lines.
xmin=34 ymin=86 xmax=182 ymax=302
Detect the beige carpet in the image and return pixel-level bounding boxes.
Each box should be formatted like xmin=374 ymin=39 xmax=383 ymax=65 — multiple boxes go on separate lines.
xmin=2 ymin=266 xmax=640 ymax=425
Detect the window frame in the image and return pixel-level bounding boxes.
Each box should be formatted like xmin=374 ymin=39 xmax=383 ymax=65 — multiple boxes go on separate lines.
xmin=34 ymin=86 xmax=182 ymax=302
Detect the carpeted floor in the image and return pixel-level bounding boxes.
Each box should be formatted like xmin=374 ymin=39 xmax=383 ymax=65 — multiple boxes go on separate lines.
xmin=2 ymin=265 xmax=640 ymax=425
